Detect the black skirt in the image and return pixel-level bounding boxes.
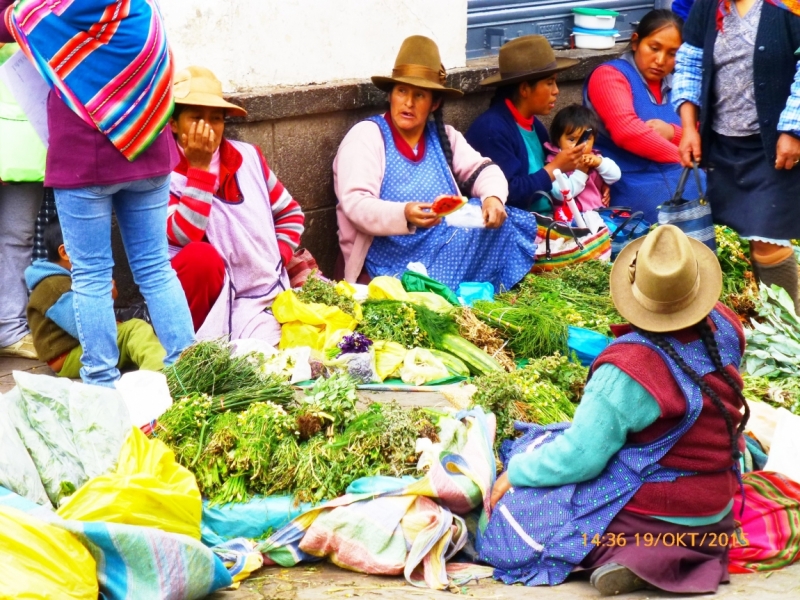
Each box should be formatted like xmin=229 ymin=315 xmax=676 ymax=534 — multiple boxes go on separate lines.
xmin=706 ymin=132 xmax=800 ymax=239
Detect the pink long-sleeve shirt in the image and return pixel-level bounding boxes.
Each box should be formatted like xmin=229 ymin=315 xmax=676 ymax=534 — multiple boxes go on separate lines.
xmin=333 ymin=119 xmax=509 ymax=282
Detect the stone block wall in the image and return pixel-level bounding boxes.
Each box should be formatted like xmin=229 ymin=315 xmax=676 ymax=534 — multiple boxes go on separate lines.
xmin=113 ymin=47 xmax=622 ymax=306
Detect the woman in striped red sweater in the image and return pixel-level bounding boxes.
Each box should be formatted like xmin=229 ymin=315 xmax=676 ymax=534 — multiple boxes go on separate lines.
xmin=167 ymin=67 xmax=304 ymax=345
xmin=584 ymin=10 xmax=704 ymax=223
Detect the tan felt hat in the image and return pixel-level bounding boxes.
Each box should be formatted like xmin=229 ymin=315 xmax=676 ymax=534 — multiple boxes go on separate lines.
xmin=609 ymin=225 xmax=722 ymax=333
xmin=173 ymin=66 xmax=248 ymax=118
xmin=480 ymin=35 xmax=579 ymax=87
xmin=372 ymin=35 xmax=464 ymax=98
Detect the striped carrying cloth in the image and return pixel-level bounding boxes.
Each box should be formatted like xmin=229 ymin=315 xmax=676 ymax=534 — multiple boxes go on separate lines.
xmin=729 ymin=471 xmax=800 ymax=573
xmin=5 ymin=0 xmax=173 ymax=161
xmin=257 ymin=409 xmax=497 ymax=590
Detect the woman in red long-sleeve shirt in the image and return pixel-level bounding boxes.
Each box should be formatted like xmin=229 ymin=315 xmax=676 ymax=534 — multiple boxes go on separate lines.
xmin=584 ymin=9 xmax=704 ymax=223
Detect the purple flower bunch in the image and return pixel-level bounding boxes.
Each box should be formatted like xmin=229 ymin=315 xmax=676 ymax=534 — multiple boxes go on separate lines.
xmin=338 ymin=332 xmax=373 ymax=354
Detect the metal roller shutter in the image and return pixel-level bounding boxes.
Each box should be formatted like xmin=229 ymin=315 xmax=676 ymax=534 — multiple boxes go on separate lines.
xmin=467 ymin=0 xmax=658 ymax=58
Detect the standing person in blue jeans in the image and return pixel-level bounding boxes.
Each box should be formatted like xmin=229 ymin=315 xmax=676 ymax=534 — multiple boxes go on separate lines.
xmin=1 ymin=0 xmax=194 ymax=386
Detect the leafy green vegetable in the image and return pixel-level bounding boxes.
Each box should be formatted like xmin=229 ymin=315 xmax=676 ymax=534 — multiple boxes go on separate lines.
xmin=471 ymin=359 xmax=578 ymax=448
xmin=296 ymin=271 xmax=357 ymax=316
xmin=716 ymin=226 xmax=758 ymax=318
xmin=473 ymin=300 xmax=569 ymax=359
xmin=743 ymin=284 xmax=800 ymax=378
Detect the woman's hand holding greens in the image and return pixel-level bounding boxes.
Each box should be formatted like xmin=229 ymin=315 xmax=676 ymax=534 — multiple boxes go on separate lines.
xmin=404 ymin=202 xmax=442 ymax=228
xmin=182 ymin=119 xmax=216 ymax=171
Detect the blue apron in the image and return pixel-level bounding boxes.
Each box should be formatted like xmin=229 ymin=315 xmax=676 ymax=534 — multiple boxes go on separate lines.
xmin=584 ymin=58 xmax=705 ymax=224
xmin=476 ymin=309 xmax=741 ymax=586
xmin=364 ymin=116 xmax=537 ymax=292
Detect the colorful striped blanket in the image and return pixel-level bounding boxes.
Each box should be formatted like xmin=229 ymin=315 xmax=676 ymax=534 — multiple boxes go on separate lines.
xmin=257 ymin=409 xmax=497 ymax=590
xmin=729 ymin=471 xmax=800 ymax=573
xmin=0 ymin=486 xmax=232 ymax=599
xmin=5 ymin=0 xmax=173 ymax=160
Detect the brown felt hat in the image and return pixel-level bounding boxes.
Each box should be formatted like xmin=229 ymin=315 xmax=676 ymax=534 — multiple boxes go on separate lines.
xmin=371 ymin=35 xmax=464 ymax=98
xmin=609 ymin=225 xmax=722 ymax=333
xmin=173 ymin=66 xmax=248 ymax=118
xmin=480 ymin=35 xmax=580 ymax=87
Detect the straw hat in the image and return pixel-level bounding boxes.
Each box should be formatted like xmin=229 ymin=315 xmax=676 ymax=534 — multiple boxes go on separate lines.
xmin=173 ymin=66 xmax=248 ymax=118
xmin=371 ymin=35 xmax=464 ymax=98
xmin=609 ymin=225 xmax=722 ymax=333
xmin=480 ymin=35 xmax=579 ymax=87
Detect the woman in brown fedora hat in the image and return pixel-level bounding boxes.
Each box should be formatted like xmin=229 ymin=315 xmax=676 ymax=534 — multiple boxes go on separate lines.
xmin=166 ymin=66 xmax=306 ymax=344
xmin=465 ymin=35 xmax=587 ymax=213
xmin=333 ymin=35 xmax=537 ymax=292
xmin=480 ymin=225 xmax=749 ymax=596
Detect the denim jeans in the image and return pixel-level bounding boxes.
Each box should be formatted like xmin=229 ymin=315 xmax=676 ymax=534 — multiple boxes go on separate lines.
xmin=54 ymin=176 xmax=194 ymax=386
xmin=0 ymin=183 xmax=42 ymax=347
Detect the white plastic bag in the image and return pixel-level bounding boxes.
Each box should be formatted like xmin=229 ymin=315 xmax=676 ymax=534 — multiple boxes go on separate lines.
xmin=115 ymin=370 xmax=172 ymax=428
xmin=11 ymin=371 xmax=131 ymax=505
xmin=764 ymin=407 xmax=800 ymax=482
xmin=0 ymin=390 xmax=50 ymax=506
xmin=399 ymin=348 xmax=449 ymax=386
xmin=445 ymin=203 xmax=485 ymax=229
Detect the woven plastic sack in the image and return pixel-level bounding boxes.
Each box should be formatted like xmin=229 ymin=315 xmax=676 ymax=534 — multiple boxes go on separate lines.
xmin=58 ymin=427 xmax=202 ymax=539
xmin=0 ymin=505 xmax=98 ymax=599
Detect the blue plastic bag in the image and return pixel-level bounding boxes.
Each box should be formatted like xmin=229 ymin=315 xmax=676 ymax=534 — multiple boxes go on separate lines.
xmin=567 ymin=327 xmax=611 ymax=366
xmin=457 ymin=282 xmax=494 ymax=307
xmin=201 ymin=496 xmax=311 ymax=547
xmin=345 ymin=475 xmax=418 ymax=495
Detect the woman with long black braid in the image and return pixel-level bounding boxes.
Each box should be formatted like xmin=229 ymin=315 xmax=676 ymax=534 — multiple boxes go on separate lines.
xmin=483 ymin=225 xmax=747 ymax=596
xmin=333 ymin=35 xmax=537 ymax=291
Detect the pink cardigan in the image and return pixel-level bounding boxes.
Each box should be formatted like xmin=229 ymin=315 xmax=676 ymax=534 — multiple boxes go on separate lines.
xmin=333 ymin=119 xmax=509 ymax=282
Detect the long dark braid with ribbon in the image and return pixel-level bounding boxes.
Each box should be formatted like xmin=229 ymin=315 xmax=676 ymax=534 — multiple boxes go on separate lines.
xmin=432 ymin=102 xmax=496 ymax=197
xmin=632 ymin=321 xmax=744 ymax=462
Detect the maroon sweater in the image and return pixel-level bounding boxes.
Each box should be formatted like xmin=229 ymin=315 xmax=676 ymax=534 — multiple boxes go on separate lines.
xmin=595 ymin=303 xmax=745 ymax=517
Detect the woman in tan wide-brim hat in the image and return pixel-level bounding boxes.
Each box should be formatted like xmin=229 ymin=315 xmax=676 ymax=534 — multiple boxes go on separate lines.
xmin=333 ymin=35 xmax=538 ymax=292
xmin=166 ymin=66 xmax=306 ymax=344
xmin=466 ymin=35 xmax=586 ymax=213
xmin=484 ymin=225 xmax=750 ymax=597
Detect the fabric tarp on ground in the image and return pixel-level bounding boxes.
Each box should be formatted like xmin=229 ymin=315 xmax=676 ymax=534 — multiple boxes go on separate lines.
xmin=0 ymin=486 xmax=232 ymax=600
xmin=257 ymin=408 xmax=497 ymax=590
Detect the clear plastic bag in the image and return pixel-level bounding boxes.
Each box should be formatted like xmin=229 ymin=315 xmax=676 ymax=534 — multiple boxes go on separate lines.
xmin=445 ymin=202 xmax=485 ymax=229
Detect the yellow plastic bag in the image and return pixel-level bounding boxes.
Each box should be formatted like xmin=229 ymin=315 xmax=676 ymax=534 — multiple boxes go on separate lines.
xmin=373 ymin=340 xmax=408 ymax=381
xmin=57 ymin=427 xmax=202 ymax=539
xmin=368 ymin=276 xmax=411 ymax=301
xmin=0 ymin=505 xmax=98 ymax=599
xmin=272 ymin=290 xmax=359 ymax=350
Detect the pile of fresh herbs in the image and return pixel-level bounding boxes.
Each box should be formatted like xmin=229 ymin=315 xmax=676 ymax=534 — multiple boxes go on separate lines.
xmin=470 ymin=354 xmax=582 ymax=448
xmin=357 ymin=300 xmax=457 ymax=349
xmin=715 ymin=226 xmax=758 ymax=319
xmin=296 ymin=271 xmax=357 ymax=317
xmin=156 ymin=363 xmax=440 ymax=505
xmin=742 ymin=373 xmax=800 ymax=415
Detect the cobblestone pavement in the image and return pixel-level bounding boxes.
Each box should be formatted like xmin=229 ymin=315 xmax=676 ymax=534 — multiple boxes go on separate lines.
xmin=209 ymin=562 xmax=800 ymax=600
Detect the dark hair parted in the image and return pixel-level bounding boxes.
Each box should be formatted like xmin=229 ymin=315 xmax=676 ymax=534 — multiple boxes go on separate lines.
xmin=634 ymin=9 xmax=684 ymax=42
xmin=43 ymin=219 xmax=64 ymax=263
xmin=632 ymin=319 xmax=749 ymax=462
xmin=549 ymin=104 xmax=601 ymax=145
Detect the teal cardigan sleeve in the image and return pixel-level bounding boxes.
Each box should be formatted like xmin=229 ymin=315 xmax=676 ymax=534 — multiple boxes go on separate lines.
xmin=507 ymin=363 xmax=662 ymax=488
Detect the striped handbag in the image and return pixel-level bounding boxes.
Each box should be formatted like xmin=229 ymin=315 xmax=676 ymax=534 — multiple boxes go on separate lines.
xmin=532 ymin=220 xmax=611 ymax=273
xmin=657 ymin=162 xmax=716 ymax=251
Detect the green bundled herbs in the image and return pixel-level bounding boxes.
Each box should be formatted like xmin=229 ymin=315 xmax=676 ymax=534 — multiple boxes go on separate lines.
xmin=358 ymin=300 xmax=458 ymax=349
xmin=524 ymin=353 xmax=589 ymax=403
xmin=742 ymin=373 xmax=800 ymax=415
xmin=296 ymin=372 xmax=359 ymax=437
xmin=715 ymin=226 xmax=758 ymax=317
xmin=165 ymin=341 xmax=293 ymax=406
xmin=471 ymin=362 xmax=577 ymax=447
xmin=506 ymin=267 xmax=622 ymax=336
xmin=473 ymin=300 xmax=569 ymax=359
xmin=744 ymin=284 xmax=800 ymax=378
xmin=296 ymin=271 xmax=357 ymax=317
